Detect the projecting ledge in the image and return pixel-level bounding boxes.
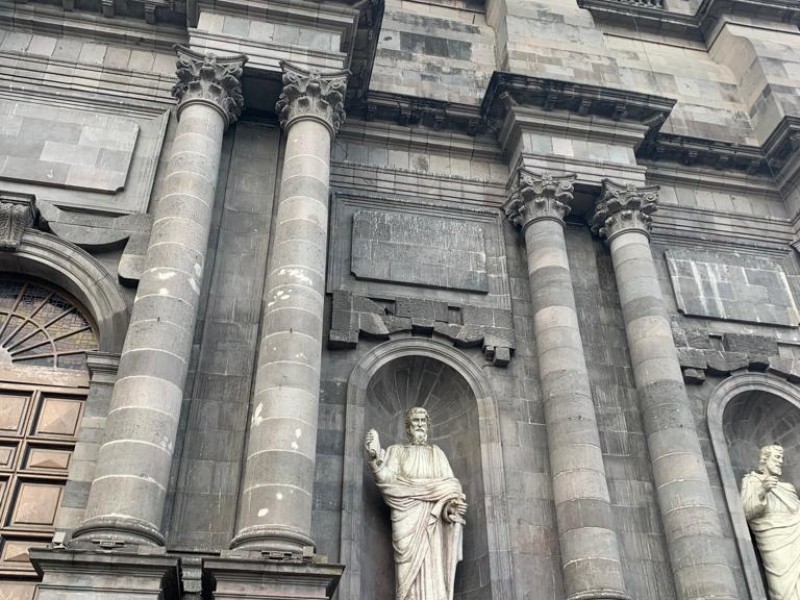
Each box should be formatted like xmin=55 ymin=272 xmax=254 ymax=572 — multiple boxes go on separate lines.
xmin=206 ymin=555 xmax=345 ymax=600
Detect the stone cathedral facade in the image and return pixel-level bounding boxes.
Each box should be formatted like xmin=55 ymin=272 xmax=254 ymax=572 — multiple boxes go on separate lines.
xmin=0 ymin=0 xmax=799 ymax=598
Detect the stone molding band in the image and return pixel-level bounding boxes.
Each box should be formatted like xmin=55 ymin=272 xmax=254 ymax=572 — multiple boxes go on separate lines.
xmin=172 ymin=45 xmax=247 ymax=128
xmin=70 ymin=516 xmax=166 ymax=547
xmin=276 ymin=61 xmax=349 ymax=136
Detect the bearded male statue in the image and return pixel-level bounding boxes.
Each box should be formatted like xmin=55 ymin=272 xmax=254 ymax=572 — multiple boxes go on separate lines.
xmin=365 ymin=407 xmax=467 ymax=600
xmin=741 ymin=444 xmax=800 ymax=599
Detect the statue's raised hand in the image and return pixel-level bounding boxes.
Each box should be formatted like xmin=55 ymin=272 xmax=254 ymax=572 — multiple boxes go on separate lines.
xmin=365 ymin=428 xmax=385 ymax=466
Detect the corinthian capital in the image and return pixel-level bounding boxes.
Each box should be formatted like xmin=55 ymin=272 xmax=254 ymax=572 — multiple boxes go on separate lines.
xmin=504 ymin=169 xmax=576 ymax=230
xmin=172 ymin=45 xmax=247 ymax=127
xmin=591 ymin=179 xmax=659 ymax=242
xmin=276 ymin=62 xmax=348 ymax=135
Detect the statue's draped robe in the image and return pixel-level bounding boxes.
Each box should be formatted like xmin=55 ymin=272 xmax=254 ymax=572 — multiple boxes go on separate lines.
xmin=742 ymin=472 xmax=800 ymax=600
xmin=374 ymin=444 xmax=465 ymax=600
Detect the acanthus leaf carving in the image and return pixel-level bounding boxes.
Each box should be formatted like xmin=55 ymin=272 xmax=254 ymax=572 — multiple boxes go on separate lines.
xmin=276 ymin=61 xmax=349 ymax=135
xmin=503 ymin=169 xmax=576 ymax=230
xmin=171 ymin=45 xmax=247 ymax=127
xmin=592 ymin=178 xmax=659 ymax=242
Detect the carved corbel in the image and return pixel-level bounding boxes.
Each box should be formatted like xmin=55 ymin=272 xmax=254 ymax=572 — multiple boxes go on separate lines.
xmin=0 ymin=192 xmax=37 ymax=251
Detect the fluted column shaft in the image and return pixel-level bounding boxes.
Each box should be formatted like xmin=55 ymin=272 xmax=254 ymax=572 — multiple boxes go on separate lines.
xmin=506 ymin=171 xmax=629 ymax=600
xmin=593 ymin=180 xmax=738 ymax=600
xmin=72 ymin=46 xmax=246 ymax=545
xmin=231 ymin=63 xmax=348 ymax=552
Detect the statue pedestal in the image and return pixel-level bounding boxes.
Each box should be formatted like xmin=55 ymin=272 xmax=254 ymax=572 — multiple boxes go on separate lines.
xmin=206 ymin=555 xmax=345 ymax=599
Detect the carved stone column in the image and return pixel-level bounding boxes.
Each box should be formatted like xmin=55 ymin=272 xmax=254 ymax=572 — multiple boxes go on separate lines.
xmin=505 ymin=170 xmax=630 ymax=600
xmin=71 ymin=46 xmax=246 ymax=545
xmin=592 ymin=180 xmax=738 ymax=600
xmin=230 ymin=62 xmax=348 ymax=553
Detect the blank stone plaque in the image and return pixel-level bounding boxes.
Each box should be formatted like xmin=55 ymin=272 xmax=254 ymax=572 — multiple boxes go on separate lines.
xmin=666 ymin=249 xmax=800 ymax=327
xmin=351 ymin=210 xmax=489 ymax=293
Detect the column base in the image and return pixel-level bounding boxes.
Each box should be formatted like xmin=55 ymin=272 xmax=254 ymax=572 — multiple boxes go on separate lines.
xmin=229 ymin=524 xmax=315 ymax=554
xmin=69 ymin=515 xmax=166 ymax=546
xmin=206 ymin=555 xmax=344 ymax=599
xmin=31 ymin=548 xmax=179 ymax=600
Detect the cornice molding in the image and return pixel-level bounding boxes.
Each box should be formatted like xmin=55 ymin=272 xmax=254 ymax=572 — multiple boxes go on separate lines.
xmin=481 ymin=72 xmax=677 ymax=132
xmin=276 ymin=61 xmax=349 ymax=134
xmin=578 ymin=0 xmax=800 ymax=39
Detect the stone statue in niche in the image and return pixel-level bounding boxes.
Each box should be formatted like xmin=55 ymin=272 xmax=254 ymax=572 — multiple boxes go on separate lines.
xmin=365 ymin=407 xmax=467 ymax=600
xmin=741 ymin=445 xmax=800 ymax=599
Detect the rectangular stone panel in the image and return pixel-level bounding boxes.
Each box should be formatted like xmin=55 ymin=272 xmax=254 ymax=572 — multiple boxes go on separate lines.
xmin=0 ymin=102 xmax=138 ymax=193
xmin=666 ymin=249 xmax=800 ymax=327
xmin=351 ymin=210 xmax=488 ymax=292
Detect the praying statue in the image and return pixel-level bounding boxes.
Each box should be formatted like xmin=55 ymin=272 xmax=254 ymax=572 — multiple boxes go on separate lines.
xmin=741 ymin=444 xmax=800 ymax=600
xmin=365 ymin=407 xmax=467 ymax=600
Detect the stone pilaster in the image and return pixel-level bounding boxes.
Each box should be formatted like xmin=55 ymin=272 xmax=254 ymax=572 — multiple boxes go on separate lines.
xmin=592 ymin=179 xmax=738 ymax=600
xmin=505 ymin=169 xmax=630 ymax=600
xmin=70 ymin=46 xmax=246 ymax=546
xmin=231 ymin=62 xmax=348 ymax=553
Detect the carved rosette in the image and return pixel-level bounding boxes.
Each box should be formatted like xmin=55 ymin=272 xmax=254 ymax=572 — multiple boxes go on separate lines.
xmin=0 ymin=193 xmax=36 ymax=251
xmin=504 ymin=169 xmax=576 ymax=230
xmin=276 ymin=61 xmax=349 ymax=135
xmin=171 ymin=45 xmax=247 ymax=127
xmin=591 ymin=179 xmax=659 ymax=242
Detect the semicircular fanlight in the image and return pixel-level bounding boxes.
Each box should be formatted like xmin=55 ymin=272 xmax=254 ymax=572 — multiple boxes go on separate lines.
xmin=0 ymin=280 xmax=98 ymax=371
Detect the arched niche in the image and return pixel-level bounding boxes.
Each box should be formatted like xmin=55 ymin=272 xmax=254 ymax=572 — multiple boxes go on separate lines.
xmin=340 ymin=338 xmax=514 ymax=600
xmin=708 ymin=373 xmax=800 ymax=600
xmin=0 ymin=231 xmax=129 ymax=353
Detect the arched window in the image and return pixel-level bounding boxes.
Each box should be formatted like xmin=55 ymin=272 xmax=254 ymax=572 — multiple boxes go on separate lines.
xmin=0 ymin=279 xmax=97 ymax=600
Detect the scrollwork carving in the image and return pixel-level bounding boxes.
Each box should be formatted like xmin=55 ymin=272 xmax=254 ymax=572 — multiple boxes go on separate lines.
xmin=171 ymin=45 xmax=247 ymax=127
xmin=276 ymin=61 xmax=349 ymax=135
xmin=592 ymin=179 xmax=659 ymax=242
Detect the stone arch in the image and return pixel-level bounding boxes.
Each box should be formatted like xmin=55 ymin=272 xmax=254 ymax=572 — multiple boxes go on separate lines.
xmin=0 ymin=230 xmax=129 ymax=353
xmin=340 ymin=338 xmax=514 ymax=600
xmin=708 ymin=372 xmax=800 ymax=600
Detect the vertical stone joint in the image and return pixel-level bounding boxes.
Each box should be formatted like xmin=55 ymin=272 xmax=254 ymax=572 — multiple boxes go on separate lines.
xmin=172 ymin=45 xmax=247 ymax=127
xmin=592 ymin=179 xmax=659 ymax=242
xmin=276 ymin=61 xmax=349 ymax=135
xmin=503 ymin=169 xmax=575 ymax=230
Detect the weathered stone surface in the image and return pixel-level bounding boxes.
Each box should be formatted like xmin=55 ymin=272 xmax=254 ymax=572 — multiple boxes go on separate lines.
xmin=704 ymin=350 xmax=749 ymax=376
xmin=721 ymin=333 xmax=780 ymax=356
xmin=682 ymin=368 xmax=706 ymax=385
xmin=676 ymin=347 xmax=707 ymax=370
xmin=667 ymin=249 xmax=800 ymax=327
xmin=351 ymin=210 xmax=489 ymax=293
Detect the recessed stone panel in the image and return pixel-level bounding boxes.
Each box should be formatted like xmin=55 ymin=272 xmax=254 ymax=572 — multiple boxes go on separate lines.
xmin=666 ymin=249 xmax=800 ymax=327
xmin=24 ymin=447 xmax=72 ymax=471
xmin=351 ymin=209 xmax=488 ymax=293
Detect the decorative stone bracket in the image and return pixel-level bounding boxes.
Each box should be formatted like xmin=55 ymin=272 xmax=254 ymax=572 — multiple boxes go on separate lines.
xmin=328 ymin=290 xmax=515 ymax=367
xmin=0 ymin=192 xmax=37 ymax=251
xmin=673 ymin=328 xmax=797 ymax=384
